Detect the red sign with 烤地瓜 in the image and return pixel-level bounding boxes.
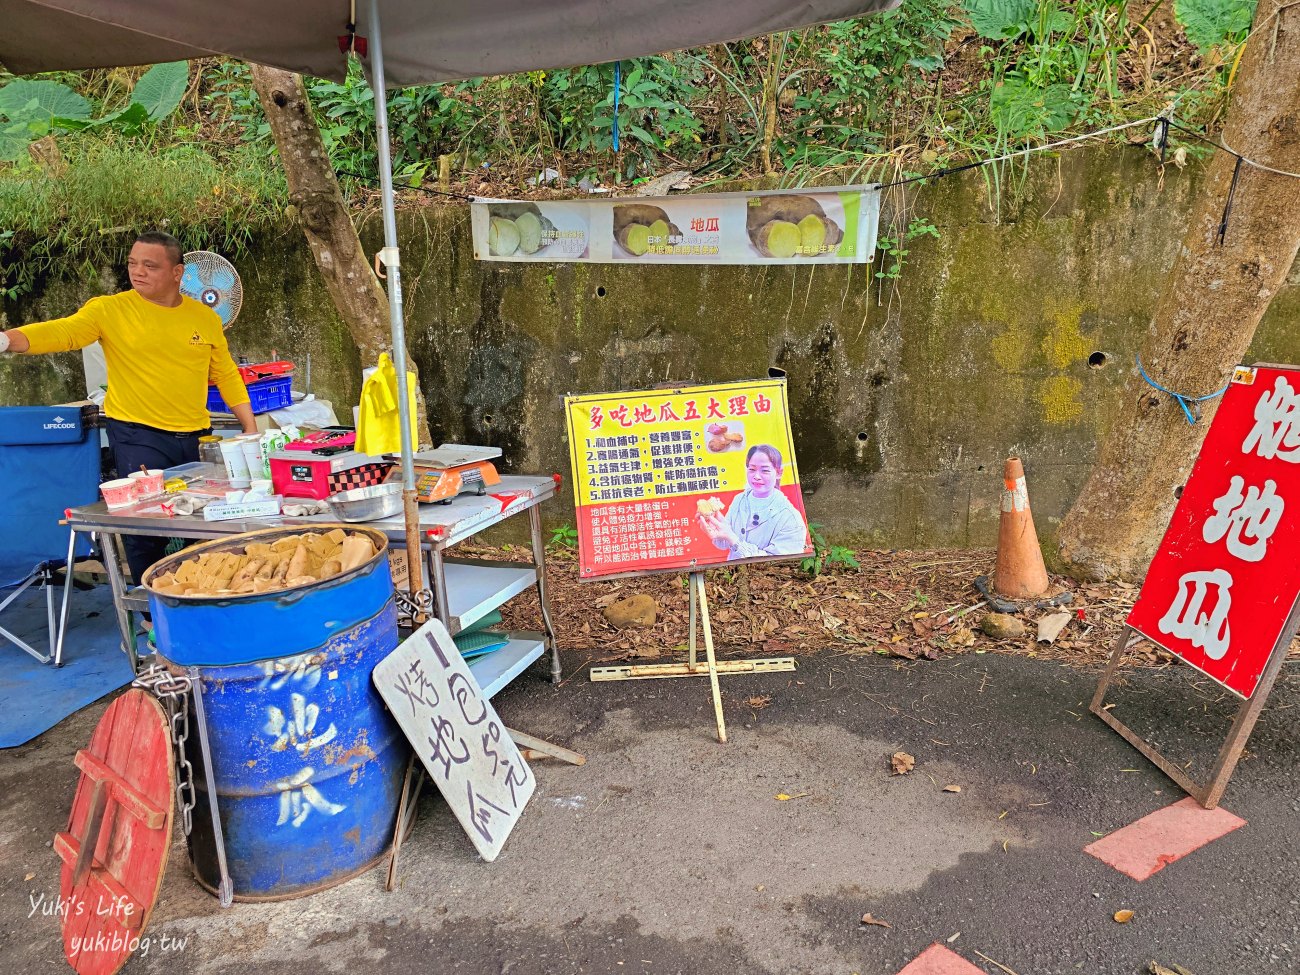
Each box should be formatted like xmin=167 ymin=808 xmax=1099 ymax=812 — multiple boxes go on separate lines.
xmin=1127 ymin=364 xmax=1300 ymax=699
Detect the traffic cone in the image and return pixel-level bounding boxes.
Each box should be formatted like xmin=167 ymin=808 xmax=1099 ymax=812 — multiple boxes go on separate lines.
xmin=992 ymin=456 xmax=1050 ymax=599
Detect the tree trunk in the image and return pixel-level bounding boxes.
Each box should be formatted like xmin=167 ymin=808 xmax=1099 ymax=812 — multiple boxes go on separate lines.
xmin=249 ymin=64 xmax=430 ymax=443
xmin=1058 ymin=2 xmax=1300 ymax=580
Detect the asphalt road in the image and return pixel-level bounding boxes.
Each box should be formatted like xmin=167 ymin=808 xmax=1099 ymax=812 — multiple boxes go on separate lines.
xmin=3 ymin=646 xmax=1297 ymax=975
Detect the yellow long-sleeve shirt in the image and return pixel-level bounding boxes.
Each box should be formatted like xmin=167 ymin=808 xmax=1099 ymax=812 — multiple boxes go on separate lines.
xmin=18 ymin=290 xmax=249 ymax=433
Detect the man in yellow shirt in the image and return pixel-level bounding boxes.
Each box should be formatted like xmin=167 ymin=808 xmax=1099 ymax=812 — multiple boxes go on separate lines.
xmin=0 ymin=231 xmax=256 ymax=585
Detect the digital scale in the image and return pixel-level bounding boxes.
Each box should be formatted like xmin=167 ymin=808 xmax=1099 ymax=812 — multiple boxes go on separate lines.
xmin=403 ymin=444 xmax=502 ymax=504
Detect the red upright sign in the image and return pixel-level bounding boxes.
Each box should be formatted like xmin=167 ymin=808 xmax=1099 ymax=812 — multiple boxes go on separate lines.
xmin=1127 ymin=365 xmax=1300 ymax=699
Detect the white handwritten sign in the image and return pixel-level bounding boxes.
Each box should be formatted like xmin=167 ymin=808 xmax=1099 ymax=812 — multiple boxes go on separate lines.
xmin=373 ymin=620 xmax=534 ymax=861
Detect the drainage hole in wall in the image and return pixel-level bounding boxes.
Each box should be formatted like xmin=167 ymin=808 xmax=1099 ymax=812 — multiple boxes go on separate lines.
xmin=1088 ymin=351 xmax=1109 ymax=369
xmin=595 ymin=286 xmax=607 ymax=298
xmin=1173 ymin=484 xmax=1184 ymax=499
xmin=856 ymin=431 xmax=869 ymax=442
xmin=768 ymin=366 xmax=787 ymax=379
xmin=483 ymin=414 xmax=494 ymax=427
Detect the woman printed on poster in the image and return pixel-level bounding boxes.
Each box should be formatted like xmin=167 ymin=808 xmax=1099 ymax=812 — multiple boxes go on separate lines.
xmin=697 ymin=444 xmax=808 ymax=560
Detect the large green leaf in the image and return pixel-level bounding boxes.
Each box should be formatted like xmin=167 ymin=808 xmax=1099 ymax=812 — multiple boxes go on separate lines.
xmin=1175 ymin=0 xmax=1257 ymax=52
xmin=0 ymin=79 xmax=92 ymax=122
xmin=962 ymin=0 xmax=1037 ymax=39
xmin=130 ymin=61 xmax=189 ymax=121
xmin=0 ymin=121 xmax=33 ymax=162
xmin=53 ymin=102 xmax=151 ymax=134
xmin=990 ymin=77 xmax=1077 ymax=138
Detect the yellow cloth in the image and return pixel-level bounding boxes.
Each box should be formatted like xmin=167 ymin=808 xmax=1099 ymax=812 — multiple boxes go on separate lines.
xmin=356 ymin=352 xmax=418 ymax=456
xmin=18 ymin=290 xmax=248 ymax=432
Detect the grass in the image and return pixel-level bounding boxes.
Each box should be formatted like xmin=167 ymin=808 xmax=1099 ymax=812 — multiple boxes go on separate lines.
xmin=0 ymin=133 xmax=285 ymax=300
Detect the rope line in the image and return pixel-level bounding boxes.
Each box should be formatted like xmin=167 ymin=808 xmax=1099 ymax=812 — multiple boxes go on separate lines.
xmin=1136 ymin=354 xmax=1230 ymax=424
xmin=876 ymin=117 xmax=1161 ymax=190
xmin=332 ymin=112 xmax=1297 ymax=206
xmin=612 ymin=61 xmax=621 ymax=153
xmin=1163 ymin=118 xmax=1300 ymax=179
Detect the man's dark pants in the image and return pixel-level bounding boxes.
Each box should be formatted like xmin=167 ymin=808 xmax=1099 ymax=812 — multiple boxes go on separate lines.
xmin=104 ymin=418 xmax=206 ymax=586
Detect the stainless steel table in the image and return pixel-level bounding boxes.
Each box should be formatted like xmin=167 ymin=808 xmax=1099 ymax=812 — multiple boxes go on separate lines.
xmin=60 ymin=475 xmax=560 ymax=692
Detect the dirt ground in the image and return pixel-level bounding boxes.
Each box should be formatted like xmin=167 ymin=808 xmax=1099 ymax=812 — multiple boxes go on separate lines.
xmin=492 ymin=543 xmax=1299 ymax=668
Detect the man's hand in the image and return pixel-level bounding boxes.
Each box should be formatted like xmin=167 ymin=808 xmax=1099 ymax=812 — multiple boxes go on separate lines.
xmin=0 ymin=329 xmax=30 ymax=354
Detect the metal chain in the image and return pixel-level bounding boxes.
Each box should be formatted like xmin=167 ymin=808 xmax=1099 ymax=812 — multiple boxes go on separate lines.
xmin=394 ymin=587 xmax=436 ymax=628
xmin=132 ymin=665 xmax=197 ymax=836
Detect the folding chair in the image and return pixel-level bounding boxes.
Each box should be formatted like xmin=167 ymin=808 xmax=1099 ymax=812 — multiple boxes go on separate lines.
xmin=0 ymin=405 xmax=101 ymax=664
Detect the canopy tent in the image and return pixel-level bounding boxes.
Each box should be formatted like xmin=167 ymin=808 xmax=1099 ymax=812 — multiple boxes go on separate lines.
xmin=0 ymin=0 xmax=900 ymax=592
xmin=0 ymin=2 xmax=899 ymax=84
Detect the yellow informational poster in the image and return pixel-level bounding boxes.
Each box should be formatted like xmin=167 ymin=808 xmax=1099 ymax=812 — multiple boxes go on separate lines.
xmin=564 ymin=379 xmax=813 ymax=580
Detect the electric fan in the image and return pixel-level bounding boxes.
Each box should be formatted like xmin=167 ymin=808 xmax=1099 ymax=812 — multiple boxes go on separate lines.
xmin=180 ymin=250 xmax=244 ymax=328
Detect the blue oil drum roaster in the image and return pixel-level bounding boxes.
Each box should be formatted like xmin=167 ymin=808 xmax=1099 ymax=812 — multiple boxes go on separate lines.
xmin=143 ymin=525 xmax=410 ymax=901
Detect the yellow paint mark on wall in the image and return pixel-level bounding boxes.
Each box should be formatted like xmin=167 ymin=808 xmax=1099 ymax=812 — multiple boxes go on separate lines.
xmin=991 ymin=329 xmax=1028 ymax=372
xmin=1042 ymin=301 xmax=1089 ymax=368
xmin=1038 ymin=375 xmax=1084 ymax=424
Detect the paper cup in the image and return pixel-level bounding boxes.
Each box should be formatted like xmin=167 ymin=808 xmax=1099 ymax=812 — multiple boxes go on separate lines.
xmin=129 ymin=469 xmax=166 ymax=497
xmin=240 ymin=437 xmax=266 ymax=481
xmin=218 ymin=437 xmax=252 ymax=488
xmin=100 ymin=478 xmax=137 ymax=509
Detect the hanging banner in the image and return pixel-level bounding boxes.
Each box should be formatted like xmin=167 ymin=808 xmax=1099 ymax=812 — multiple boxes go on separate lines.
xmin=472 ymin=186 xmax=880 ymax=265
xmin=1126 ymin=364 xmax=1300 ymax=699
xmin=563 ymin=379 xmax=813 ymax=580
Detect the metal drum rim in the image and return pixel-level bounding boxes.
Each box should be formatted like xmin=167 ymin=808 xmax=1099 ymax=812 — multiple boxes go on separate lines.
xmin=141 ymin=523 xmax=390 ymax=607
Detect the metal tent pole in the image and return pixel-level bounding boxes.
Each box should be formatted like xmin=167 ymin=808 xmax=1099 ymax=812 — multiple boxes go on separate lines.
xmin=367 ymin=0 xmax=425 ymax=602
xmin=367 ymin=0 xmax=414 ymax=493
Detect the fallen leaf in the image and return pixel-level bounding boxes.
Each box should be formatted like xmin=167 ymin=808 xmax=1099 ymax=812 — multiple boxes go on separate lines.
xmin=950 ymin=626 xmax=976 ymax=647
xmin=860 ymin=913 xmax=892 ymax=929
xmin=24 ymin=872 xmax=35 ymax=881
xmin=1114 ymin=909 xmax=1135 ymax=923
xmin=890 ymin=752 xmax=915 ymax=775
xmin=943 ymin=784 xmax=961 ymax=793
xmin=1036 ymin=612 xmax=1072 ymax=644
xmin=756 ymin=884 xmax=765 ymax=892
xmin=746 ymin=694 xmax=773 ymax=710
xmin=775 ymin=792 xmax=810 ymax=801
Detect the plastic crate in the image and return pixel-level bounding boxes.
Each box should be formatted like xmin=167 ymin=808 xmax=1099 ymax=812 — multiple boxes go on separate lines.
xmin=208 ymin=375 xmax=293 ymax=415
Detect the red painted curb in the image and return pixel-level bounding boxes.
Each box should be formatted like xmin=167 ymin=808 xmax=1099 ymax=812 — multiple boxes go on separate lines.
xmin=1084 ymin=796 xmax=1246 ymax=881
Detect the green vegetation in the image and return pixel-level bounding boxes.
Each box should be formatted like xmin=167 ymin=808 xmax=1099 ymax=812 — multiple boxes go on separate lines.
xmin=0 ymin=0 xmax=1258 ymax=299
xmin=802 ymin=523 xmax=861 ymax=577
xmin=547 ymin=523 xmax=579 ymax=550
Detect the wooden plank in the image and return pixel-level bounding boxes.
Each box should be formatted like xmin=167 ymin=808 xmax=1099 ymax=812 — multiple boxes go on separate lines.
xmin=590 ymin=657 xmax=797 ymax=681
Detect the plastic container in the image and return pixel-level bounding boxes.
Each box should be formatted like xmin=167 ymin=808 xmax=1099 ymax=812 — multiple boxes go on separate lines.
xmin=208 ymin=375 xmax=293 ymax=415
xmin=143 ymin=526 xmax=406 ymax=900
xmin=198 ymin=435 xmax=224 ymax=467
xmin=99 ymin=477 xmax=136 ymax=509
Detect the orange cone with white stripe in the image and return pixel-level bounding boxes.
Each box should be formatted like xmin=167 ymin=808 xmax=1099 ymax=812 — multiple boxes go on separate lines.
xmin=993 ymin=456 xmax=1050 ymax=599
